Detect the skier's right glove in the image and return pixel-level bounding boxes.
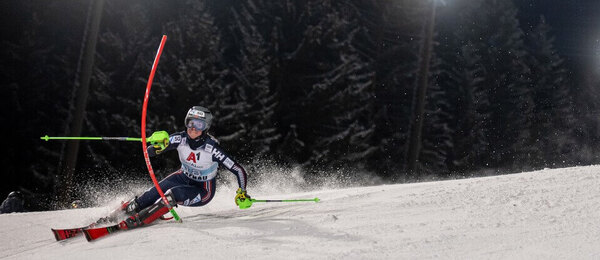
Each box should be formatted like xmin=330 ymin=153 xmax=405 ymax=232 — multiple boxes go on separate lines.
xmin=149 ymin=131 xmax=169 ymax=154
xmin=153 ymin=140 xmax=168 ymax=154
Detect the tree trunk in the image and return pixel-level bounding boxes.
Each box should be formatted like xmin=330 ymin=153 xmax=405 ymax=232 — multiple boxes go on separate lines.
xmin=406 ymin=1 xmax=436 ymax=173
xmin=57 ymin=0 xmax=105 ymax=205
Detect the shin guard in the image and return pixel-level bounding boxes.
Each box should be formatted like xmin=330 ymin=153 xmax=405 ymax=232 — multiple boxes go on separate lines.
xmin=121 ymin=193 xmax=177 ymax=229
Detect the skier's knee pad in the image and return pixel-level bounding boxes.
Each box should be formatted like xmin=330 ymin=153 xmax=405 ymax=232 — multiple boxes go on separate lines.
xmin=164 ymin=190 xmax=178 ymax=207
xmin=152 ymin=190 xmax=177 ymax=208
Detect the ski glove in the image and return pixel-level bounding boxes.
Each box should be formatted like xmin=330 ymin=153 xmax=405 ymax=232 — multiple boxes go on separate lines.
xmin=149 ymin=131 xmax=169 ymax=154
xmin=235 ymin=188 xmax=251 ymax=205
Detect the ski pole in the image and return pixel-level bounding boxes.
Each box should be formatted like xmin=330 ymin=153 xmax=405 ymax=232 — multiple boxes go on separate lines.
xmin=41 ymin=131 xmax=170 ymax=149
xmin=237 ymin=197 xmax=320 ymax=209
xmin=41 ymin=136 xmax=141 ymax=141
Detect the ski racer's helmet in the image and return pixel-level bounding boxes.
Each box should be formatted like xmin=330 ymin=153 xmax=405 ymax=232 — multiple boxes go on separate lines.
xmin=184 ymin=106 xmax=213 ymax=131
xmin=7 ymin=191 xmax=21 ymax=199
xmin=71 ymin=200 xmax=83 ymax=208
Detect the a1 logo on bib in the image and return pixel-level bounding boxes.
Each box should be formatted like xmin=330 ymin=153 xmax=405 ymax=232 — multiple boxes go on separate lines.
xmin=186 ymin=152 xmax=197 ymax=163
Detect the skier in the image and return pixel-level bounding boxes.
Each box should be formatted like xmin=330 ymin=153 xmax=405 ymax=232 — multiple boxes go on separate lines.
xmin=71 ymin=200 xmax=84 ymax=209
xmin=107 ymin=106 xmax=251 ymax=229
xmin=0 ymin=191 xmax=25 ymax=214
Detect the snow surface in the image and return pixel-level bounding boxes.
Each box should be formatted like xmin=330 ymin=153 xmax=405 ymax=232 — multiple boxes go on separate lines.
xmin=2 ymin=166 xmax=600 ymax=259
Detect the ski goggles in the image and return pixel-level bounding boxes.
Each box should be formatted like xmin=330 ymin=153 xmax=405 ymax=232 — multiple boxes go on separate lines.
xmin=187 ymin=119 xmax=208 ymax=131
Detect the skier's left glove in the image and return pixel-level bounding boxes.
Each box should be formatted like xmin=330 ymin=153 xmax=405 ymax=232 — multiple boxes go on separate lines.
xmin=235 ymin=188 xmax=251 ymax=205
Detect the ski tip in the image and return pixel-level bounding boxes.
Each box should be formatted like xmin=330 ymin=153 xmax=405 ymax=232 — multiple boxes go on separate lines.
xmin=314 ymin=198 xmax=320 ymax=202
xmin=51 ymin=228 xmax=83 ymax=241
xmin=51 ymin=229 xmax=61 ymax=241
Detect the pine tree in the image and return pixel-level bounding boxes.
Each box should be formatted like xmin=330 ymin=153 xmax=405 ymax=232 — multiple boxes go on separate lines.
xmin=78 ymin=0 xmax=199 ymax=179
xmin=217 ymin=3 xmax=280 ymax=159
xmin=525 ymin=16 xmax=577 ymax=167
xmin=438 ymin=40 xmax=490 ymax=174
xmin=224 ymin=0 xmax=378 ymax=170
xmin=350 ymin=0 xmax=425 ymax=177
xmin=81 ymin=1 xmax=170 ymax=179
xmin=0 ymin=0 xmax=88 ymax=207
xmin=303 ymin=9 xmax=376 ymax=170
xmin=435 ymin=0 xmax=493 ymax=174
xmin=420 ymin=53 xmax=454 ymax=175
xmin=449 ymin=0 xmax=534 ymax=171
xmin=157 ymin=0 xmax=226 ymax=130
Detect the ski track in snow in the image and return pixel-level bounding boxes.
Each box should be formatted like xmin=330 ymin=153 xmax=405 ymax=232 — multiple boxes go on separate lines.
xmin=1 ymin=166 xmax=600 ymax=259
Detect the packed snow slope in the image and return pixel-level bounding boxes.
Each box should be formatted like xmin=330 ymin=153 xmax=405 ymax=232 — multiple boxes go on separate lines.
xmin=2 ymin=165 xmax=600 ymax=259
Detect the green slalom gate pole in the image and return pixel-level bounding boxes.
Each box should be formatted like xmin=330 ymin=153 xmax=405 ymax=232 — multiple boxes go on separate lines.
xmin=237 ymin=197 xmax=320 ymax=209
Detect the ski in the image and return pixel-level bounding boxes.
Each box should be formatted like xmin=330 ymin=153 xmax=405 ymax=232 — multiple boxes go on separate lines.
xmin=82 ymin=222 xmax=126 ymax=242
xmin=50 ymin=214 xmax=124 ymax=241
xmin=52 ymin=226 xmax=87 ymax=241
xmin=82 ymin=215 xmax=173 ymax=242
xmin=52 ymin=219 xmax=126 ymax=242
xmin=53 ymin=208 xmax=173 ymax=242
xmin=51 ymin=223 xmax=99 ymax=241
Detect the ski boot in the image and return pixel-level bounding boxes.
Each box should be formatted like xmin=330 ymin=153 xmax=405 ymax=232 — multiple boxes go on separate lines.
xmin=119 ymin=192 xmax=177 ymax=230
xmin=96 ymin=198 xmax=140 ymax=225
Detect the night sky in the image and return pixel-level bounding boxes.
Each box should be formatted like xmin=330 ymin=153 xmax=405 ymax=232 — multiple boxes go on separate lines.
xmin=516 ymin=0 xmax=600 ymax=72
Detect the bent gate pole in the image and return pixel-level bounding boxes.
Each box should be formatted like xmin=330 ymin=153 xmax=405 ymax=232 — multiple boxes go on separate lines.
xmin=141 ymin=35 xmax=181 ymax=222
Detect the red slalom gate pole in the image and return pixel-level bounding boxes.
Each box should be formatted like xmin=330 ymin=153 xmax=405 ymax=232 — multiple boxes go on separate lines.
xmin=140 ymin=35 xmax=181 ymax=222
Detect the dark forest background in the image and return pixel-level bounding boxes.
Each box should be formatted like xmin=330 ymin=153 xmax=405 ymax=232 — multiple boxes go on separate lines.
xmin=2 ymin=0 xmax=600 ymax=210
